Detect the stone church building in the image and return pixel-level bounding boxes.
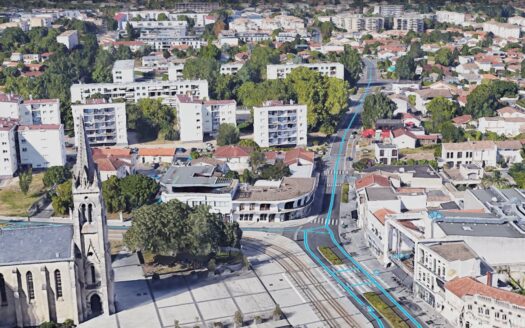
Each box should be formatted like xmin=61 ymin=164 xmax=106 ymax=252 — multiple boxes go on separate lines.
xmin=0 ymin=121 xmax=115 ymax=327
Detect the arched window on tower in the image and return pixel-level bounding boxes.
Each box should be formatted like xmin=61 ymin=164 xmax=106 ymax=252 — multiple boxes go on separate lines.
xmin=80 ymin=204 xmax=87 ymax=223
xmin=54 ymin=270 xmax=62 ymax=299
xmin=87 ymin=204 xmax=93 ymax=223
xmin=26 ymin=272 xmax=34 ymax=300
xmin=0 ymin=273 xmax=7 ymax=305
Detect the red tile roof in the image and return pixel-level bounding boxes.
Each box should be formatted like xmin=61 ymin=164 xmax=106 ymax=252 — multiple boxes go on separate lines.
xmin=355 ymin=174 xmax=390 ymax=190
xmin=372 ymin=208 xmax=397 ymax=225
xmin=18 ymin=124 xmax=61 ymax=130
xmin=214 ymin=145 xmax=250 ymax=158
xmin=138 ymin=148 xmax=175 ymax=156
xmin=452 ymin=115 xmax=472 ymax=125
xmin=92 ymin=147 xmax=132 ymax=158
xmin=392 ymin=128 xmax=417 ymax=139
xmin=283 ymin=148 xmax=315 ymax=165
xmin=24 ymin=98 xmax=59 ymax=104
xmin=446 ymin=277 xmax=525 ymax=308
xmin=95 ymin=155 xmax=129 ymax=172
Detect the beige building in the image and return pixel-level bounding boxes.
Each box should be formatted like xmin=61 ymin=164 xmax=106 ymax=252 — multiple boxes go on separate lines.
xmin=0 ymin=119 xmax=115 ymax=327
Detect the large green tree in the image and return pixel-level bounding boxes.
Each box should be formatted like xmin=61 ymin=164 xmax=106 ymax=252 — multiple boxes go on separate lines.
xmin=339 ymin=45 xmax=362 ymax=86
xmin=434 ymin=48 xmax=454 ymax=66
xmin=217 ymin=123 xmax=240 ymax=146
xmin=464 ymin=84 xmax=500 ymax=118
xmin=52 ymin=180 xmax=73 ymax=215
xmin=43 ymin=166 xmax=71 ymax=188
xmin=361 ymin=93 xmax=396 ymax=129
xmin=396 ymin=55 xmax=416 ymax=80
xmin=424 ymin=97 xmax=457 ymax=133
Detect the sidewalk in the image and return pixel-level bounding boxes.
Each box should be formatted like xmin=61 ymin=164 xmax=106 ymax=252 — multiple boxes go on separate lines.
xmin=238 ymin=215 xmax=316 ymax=229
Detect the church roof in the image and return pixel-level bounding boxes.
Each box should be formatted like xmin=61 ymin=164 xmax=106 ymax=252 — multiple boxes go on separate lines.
xmin=73 ymin=117 xmax=99 ymax=188
xmin=0 ymin=223 xmax=73 ymax=265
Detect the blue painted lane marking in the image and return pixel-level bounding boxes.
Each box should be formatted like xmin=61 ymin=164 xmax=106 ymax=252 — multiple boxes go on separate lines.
xmin=303 ymin=62 xmax=423 ymax=328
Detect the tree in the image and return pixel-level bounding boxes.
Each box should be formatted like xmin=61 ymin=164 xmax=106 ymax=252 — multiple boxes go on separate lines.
xmin=434 ymin=48 xmax=454 ymax=66
xmin=125 ymin=23 xmax=138 ymax=41
xmin=339 ymin=45 xmax=362 ymax=86
xmin=509 ymin=163 xmax=525 ymax=188
xmin=522 ymin=59 xmax=525 ymax=79
xmin=238 ymin=139 xmax=260 ymax=151
xmin=43 ymin=166 xmax=71 ymax=187
xmin=489 ymin=80 xmax=518 ymax=98
xmin=102 ymin=176 xmax=124 ymax=213
xmin=259 ymin=160 xmax=291 ymax=180
xmin=52 ymin=181 xmax=73 ymax=215
xmin=250 ymin=151 xmax=266 ymax=172
xmin=217 ymin=123 xmax=240 ymax=146
xmin=236 ymin=45 xmax=280 ymax=83
xmin=424 ymin=97 xmax=457 ymax=133
xmin=361 ymin=94 xmax=396 ymax=129
xmin=182 ymin=57 xmax=220 ymax=97
xmin=396 ymin=55 xmax=416 ymax=80
xmin=464 ymin=84 xmax=499 ymax=118
xmin=119 ymin=175 xmax=159 ymax=211
xmin=407 ymin=41 xmax=424 ymax=59
xmin=441 ymin=122 xmax=465 ymax=142
xmin=19 ymin=168 xmax=32 ymax=195
xmin=199 ymin=44 xmax=221 ymax=60
xmin=157 ymin=13 xmax=168 ymax=21
xmin=481 ymin=170 xmax=510 ymax=189
xmin=92 ymin=48 xmax=115 ymax=82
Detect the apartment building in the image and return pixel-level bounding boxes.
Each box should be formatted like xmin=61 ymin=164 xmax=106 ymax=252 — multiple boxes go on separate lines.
xmin=267 ymin=63 xmax=345 ymax=80
xmin=393 ymin=15 xmax=425 ymax=32
xmin=139 ymin=34 xmax=206 ymax=51
xmin=112 ymin=60 xmax=135 ymax=83
xmin=167 ymin=62 xmax=184 ymax=81
xmin=174 ymin=95 xmax=236 ymax=142
xmin=56 ymin=30 xmax=78 ymax=49
xmin=72 ymin=99 xmax=128 ymax=146
xmin=444 ymin=277 xmax=525 ymax=328
xmin=436 ymin=11 xmax=466 ymax=25
xmin=373 ymin=4 xmax=404 ymax=16
xmin=129 ymin=20 xmax=187 ymax=38
xmin=70 ymin=80 xmax=209 ymax=103
xmin=253 ymin=101 xmax=307 ymax=148
xmin=220 ymin=63 xmax=243 ymax=75
xmin=477 ymin=116 xmax=525 ymax=137
xmin=483 ymin=20 xmax=520 ymax=39
xmin=23 ymin=98 xmax=61 ymax=125
xmin=0 ymin=118 xmax=18 ymax=177
xmin=17 ymin=124 xmax=66 ymax=169
xmin=441 ymin=141 xmax=498 ymax=168
xmin=332 ymin=14 xmax=384 ymax=32
xmin=414 ymin=241 xmax=482 ymax=310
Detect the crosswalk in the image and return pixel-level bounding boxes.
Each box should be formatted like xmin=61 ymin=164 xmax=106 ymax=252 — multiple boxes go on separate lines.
xmin=310 ymin=216 xmax=339 ymax=226
xmin=326 ymin=181 xmax=344 ymax=187
xmin=335 ymin=264 xmax=373 ymax=294
xmin=326 ymin=170 xmax=349 ymax=175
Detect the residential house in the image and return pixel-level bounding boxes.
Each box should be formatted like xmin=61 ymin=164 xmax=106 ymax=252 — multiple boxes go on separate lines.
xmin=213 ymin=145 xmax=251 ymax=172
xmin=374 ymin=143 xmax=399 ymax=165
xmin=441 ymin=141 xmax=498 ymax=168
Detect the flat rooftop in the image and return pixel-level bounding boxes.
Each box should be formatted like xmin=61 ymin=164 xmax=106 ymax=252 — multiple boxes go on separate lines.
xmin=365 ymin=187 xmax=398 ymax=201
xmin=363 ymin=165 xmax=440 ymax=179
xmin=428 ymin=241 xmax=478 ymax=262
xmin=113 ymin=59 xmax=135 ymax=70
xmin=160 ymin=166 xmax=231 ymax=188
xmin=234 ymin=177 xmax=315 ymax=202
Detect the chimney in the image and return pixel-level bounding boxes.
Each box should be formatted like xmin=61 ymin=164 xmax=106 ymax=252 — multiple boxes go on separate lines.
xmin=487 ymin=271 xmax=493 ymax=287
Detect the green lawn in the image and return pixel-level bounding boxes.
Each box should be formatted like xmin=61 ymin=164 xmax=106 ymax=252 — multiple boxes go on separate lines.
xmin=0 ymin=173 xmax=45 ymax=217
xmin=363 ymin=292 xmax=410 ymax=328
xmin=318 ymin=246 xmax=344 ymax=265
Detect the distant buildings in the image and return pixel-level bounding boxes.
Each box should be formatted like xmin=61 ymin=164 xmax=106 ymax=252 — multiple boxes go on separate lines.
xmin=266 ymin=63 xmax=345 ymax=80
xmin=436 ymin=11 xmax=466 ymax=25
xmin=70 ymin=80 xmax=209 ymax=103
xmin=72 ymin=99 xmax=128 ymax=146
xmin=373 ymin=4 xmax=404 ymax=17
xmin=393 ymin=15 xmax=425 ymax=32
xmin=0 ymin=118 xmax=19 ymax=177
xmin=0 ymin=93 xmax=60 ymax=125
xmin=253 ymin=101 xmax=307 ymax=148
xmin=17 ymin=124 xmax=66 ymax=169
xmin=56 ymin=30 xmax=78 ymax=49
xmin=483 ymin=20 xmax=521 ymax=39
xmin=331 ymin=14 xmax=384 ymax=32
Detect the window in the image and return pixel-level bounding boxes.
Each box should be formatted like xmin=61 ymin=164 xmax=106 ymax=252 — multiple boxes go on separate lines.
xmin=495 ymin=312 xmax=500 ymax=319
xmin=502 ymin=314 xmax=507 ymax=320
xmin=91 ymin=265 xmax=96 ymax=284
xmin=54 ymin=270 xmax=63 ymax=298
xmin=26 ymin=272 xmax=34 ymax=300
xmin=0 ymin=274 xmax=6 ymax=305
xmin=467 ymin=304 xmax=472 ymax=310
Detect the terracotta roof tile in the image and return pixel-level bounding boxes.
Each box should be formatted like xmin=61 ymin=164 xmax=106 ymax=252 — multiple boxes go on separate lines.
xmin=138 ymin=148 xmax=175 ymax=156
xmin=372 ymin=208 xmax=397 ymax=225
xmin=214 ymin=145 xmax=250 ymax=158
xmin=283 ymin=148 xmax=314 ymax=165
xmin=445 ymin=277 xmax=525 ymax=308
xmin=355 ymin=174 xmax=390 ymax=190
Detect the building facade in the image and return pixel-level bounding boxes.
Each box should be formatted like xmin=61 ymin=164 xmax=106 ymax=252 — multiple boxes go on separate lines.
xmin=267 ymin=63 xmax=345 ymax=80
xmin=0 ymin=118 xmax=18 ymax=177
xmin=17 ymin=124 xmax=67 ymax=169
xmin=253 ymin=101 xmax=307 ymax=148
xmin=72 ymin=100 xmax=128 ymax=146
xmin=56 ymin=30 xmax=78 ymax=49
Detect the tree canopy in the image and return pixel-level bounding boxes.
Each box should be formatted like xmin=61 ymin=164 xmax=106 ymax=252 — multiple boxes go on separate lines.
xmin=102 ymin=175 xmax=159 ymax=213
xmin=361 ymin=93 xmax=396 ymax=129
xmin=43 ymin=166 xmax=71 ymax=188
xmin=339 ymin=45 xmax=362 ymax=86
xmin=424 ymin=97 xmax=457 ymax=133
xmin=395 ymin=55 xmax=417 ymax=80
xmin=217 ymin=123 xmax=240 ymax=146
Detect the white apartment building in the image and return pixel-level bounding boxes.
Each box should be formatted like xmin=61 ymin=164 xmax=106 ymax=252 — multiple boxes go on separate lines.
xmin=139 ymin=34 xmax=206 ymax=51
xmin=393 ymin=15 xmax=425 ymax=32
xmin=167 ymin=62 xmax=184 ymax=81
xmin=220 ymin=63 xmax=243 ymax=75
xmin=436 ymin=11 xmax=466 ymax=25
xmin=253 ymin=101 xmax=307 ymax=148
xmin=477 ymin=116 xmax=525 ymax=137
xmin=441 ymin=141 xmax=497 ymax=168
xmin=373 ymin=4 xmax=404 ymax=16
xmin=56 ymin=30 xmax=78 ymax=49
xmin=129 ymin=20 xmax=187 ymax=37
xmin=17 ymin=124 xmax=66 ymax=169
xmin=23 ymin=98 xmax=61 ymax=125
xmin=332 ymin=14 xmax=384 ymax=32
xmin=483 ymin=20 xmax=521 ymax=39
xmin=70 ymin=79 xmax=209 ymax=103
xmin=414 ymin=241 xmax=481 ymax=311
xmin=0 ymin=93 xmax=60 ymax=125
xmin=72 ymin=99 xmax=128 ymax=146
xmin=174 ymin=95 xmax=236 ymax=142
xmin=508 ymin=16 xmax=525 ymax=29
xmin=141 ymin=55 xmax=169 ymax=69
xmin=0 ymin=118 xmax=18 ymax=177
xmin=112 ymin=60 xmax=135 ymax=83
xmin=267 ymin=63 xmax=345 ymax=80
